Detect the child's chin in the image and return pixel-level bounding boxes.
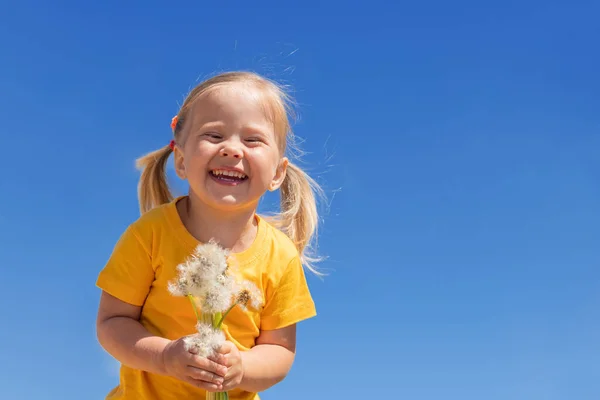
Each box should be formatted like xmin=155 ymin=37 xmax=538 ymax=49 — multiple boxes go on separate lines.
xmin=211 ymin=195 xmax=248 ymax=208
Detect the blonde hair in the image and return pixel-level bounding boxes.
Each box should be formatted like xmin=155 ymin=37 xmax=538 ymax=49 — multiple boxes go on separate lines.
xmin=135 ymin=71 xmax=324 ymax=274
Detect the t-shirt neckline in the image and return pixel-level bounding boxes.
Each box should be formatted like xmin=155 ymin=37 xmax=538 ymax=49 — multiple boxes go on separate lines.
xmin=164 ymin=196 xmax=268 ymax=267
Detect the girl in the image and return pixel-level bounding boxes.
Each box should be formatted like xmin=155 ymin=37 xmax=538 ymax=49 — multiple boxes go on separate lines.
xmin=95 ymin=71 xmax=323 ymax=400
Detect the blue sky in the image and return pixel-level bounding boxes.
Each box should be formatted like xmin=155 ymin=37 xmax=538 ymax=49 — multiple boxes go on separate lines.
xmin=1 ymin=0 xmax=599 ymax=399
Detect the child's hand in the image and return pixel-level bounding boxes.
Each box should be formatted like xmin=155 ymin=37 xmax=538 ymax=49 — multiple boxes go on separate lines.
xmin=161 ymin=337 xmax=228 ymax=392
xmin=215 ymin=341 xmax=244 ymax=391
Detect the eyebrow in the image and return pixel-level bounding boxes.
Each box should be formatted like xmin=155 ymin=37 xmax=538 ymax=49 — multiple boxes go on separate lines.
xmin=196 ymin=121 xmax=226 ymax=131
xmin=242 ymin=124 xmax=273 ymax=137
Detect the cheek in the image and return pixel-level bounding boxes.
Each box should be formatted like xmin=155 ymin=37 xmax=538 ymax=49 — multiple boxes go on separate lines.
xmin=186 ymin=144 xmax=214 ymax=164
xmin=182 ymin=155 xmax=210 ymax=180
xmin=249 ymin=148 xmax=280 ymax=171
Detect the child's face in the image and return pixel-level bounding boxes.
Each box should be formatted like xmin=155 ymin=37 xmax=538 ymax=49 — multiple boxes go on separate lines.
xmin=173 ymin=83 xmax=288 ymax=212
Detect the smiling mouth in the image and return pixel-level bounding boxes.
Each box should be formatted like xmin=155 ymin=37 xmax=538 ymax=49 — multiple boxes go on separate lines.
xmin=209 ymin=169 xmax=248 ymax=185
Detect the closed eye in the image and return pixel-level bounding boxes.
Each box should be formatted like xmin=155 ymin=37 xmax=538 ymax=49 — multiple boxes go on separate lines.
xmin=203 ymin=132 xmax=222 ymax=140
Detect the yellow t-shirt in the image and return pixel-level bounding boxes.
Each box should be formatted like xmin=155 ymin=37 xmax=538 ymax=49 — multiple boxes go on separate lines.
xmin=96 ymin=196 xmax=317 ymax=400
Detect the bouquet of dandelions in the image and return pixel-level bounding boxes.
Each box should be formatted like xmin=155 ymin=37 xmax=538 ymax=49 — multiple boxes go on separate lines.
xmin=168 ymin=240 xmax=262 ymax=400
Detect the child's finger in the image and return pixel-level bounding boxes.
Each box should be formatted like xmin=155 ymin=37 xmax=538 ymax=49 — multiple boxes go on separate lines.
xmin=217 ymin=353 xmax=232 ymax=367
xmin=186 ymin=366 xmax=224 ymax=386
xmin=220 ymin=377 xmax=235 ymax=392
xmin=217 ymin=341 xmax=235 ymax=354
xmin=186 ymin=353 xmax=227 ymax=377
xmin=208 ymin=353 xmax=227 ymax=365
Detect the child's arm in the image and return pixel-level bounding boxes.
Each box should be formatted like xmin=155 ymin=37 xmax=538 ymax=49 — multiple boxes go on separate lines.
xmin=219 ymin=255 xmax=316 ymax=392
xmin=96 ymin=291 xmax=227 ymax=390
xmin=239 ymin=324 xmax=297 ymax=392
xmin=96 ymin=291 xmax=170 ymax=374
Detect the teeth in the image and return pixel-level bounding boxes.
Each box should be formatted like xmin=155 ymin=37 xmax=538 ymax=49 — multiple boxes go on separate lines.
xmin=212 ymin=170 xmax=247 ymax=179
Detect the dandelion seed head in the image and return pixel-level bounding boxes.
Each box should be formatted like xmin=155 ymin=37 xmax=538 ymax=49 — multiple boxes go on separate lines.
xmin=168 ymin=240 xmax=232 ymax=298
xmin=167 ymin=277 xmax=189 ymax=296
xmin=236 ymin=290 xmax=251 ymax=311
xmin=202 ymin=278 xmax=235 ymax=313
xmin=235 ymin=280 xmax=263 ymax=311
xmin=168 ymin=259 xmax=205 ymax=297
xmin=216 ymin=273 xmax=227 ymax=285
xmin=191 ymin=240 xmax=229 ymax=279
xmin=183 ymin=322 xmax=226 ymax=358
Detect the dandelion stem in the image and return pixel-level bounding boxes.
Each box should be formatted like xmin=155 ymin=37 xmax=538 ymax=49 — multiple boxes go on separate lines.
xmin=213 ymin=312 xmax=222 ymax=329
xmin=187 ymin=294 xmax=200 ymax=321
xmin=215 ymin=392 xmax=227 ymax=400
xmin=216 ymin=304 xmax=236 ymax=328
xmin=201 ymin=312 xmax=213 ymax=325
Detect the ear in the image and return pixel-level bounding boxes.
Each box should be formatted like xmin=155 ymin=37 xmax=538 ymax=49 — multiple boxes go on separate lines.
xmin=173 ymin=145 xmax=187 ymax=179
xmin=269 ymin=157 xmax=288 ymax=191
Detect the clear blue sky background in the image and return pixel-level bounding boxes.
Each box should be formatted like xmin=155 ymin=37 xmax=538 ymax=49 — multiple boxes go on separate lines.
xmin=1 ymin=1 xmax=599 ymax=399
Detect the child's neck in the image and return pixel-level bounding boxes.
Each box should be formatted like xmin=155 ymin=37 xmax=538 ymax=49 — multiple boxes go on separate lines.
xmin=179 ymin=195 xmax=258 ymax=254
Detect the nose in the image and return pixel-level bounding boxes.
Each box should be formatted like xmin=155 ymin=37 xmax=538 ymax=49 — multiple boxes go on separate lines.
xmin=219 ymin=139 xmax=243 ymax=159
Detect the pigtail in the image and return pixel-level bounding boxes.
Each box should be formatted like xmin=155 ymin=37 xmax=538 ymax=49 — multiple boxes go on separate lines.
xmin=278 ymin=161 xmax=325 ymax=275
xmin=135 ymin=145 xmax=174 ymax=214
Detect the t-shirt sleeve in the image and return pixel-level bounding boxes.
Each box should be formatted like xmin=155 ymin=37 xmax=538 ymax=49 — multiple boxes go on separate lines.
xmin=96 ymin=225 xmax=155 ymax=307
xmin=260 ymin=256 xmax=317 ymax=330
